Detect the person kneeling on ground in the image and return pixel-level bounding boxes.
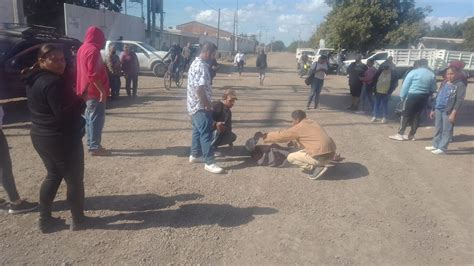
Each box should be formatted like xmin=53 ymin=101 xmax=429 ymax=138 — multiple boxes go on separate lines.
xmin=211 ymin=89 xmax=237 ymax=154
xmin=255 ymin=110 xmax=337 ymax=179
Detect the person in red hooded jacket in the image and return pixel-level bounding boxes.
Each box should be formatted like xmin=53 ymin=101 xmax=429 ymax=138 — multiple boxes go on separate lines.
xmin=76 ymin=26 xmax=110 ymax=156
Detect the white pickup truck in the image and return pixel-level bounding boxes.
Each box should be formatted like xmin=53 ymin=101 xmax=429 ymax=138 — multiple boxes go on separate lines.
xmin=342 ymin=49 xmax=474 ymax=77
xmin=100 ymin=40 xmax=169 ymax=77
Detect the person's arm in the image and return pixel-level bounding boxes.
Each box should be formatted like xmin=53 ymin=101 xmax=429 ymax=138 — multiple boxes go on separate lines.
xmin=400 ymin=71 xmax=413 ymax=100
xmin=263 ymin=126 xmax=299 ymax=144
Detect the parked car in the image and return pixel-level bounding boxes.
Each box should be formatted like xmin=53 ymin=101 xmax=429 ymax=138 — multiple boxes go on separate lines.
xmin=101 ymin=40 xmax=168 ymax=77
xmin=0 ymin=24 xmax=81 ymax=100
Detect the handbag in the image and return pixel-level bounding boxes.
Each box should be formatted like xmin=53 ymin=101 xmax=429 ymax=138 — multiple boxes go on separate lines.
xmin=304 ymin=63 xmax=317 ymax=86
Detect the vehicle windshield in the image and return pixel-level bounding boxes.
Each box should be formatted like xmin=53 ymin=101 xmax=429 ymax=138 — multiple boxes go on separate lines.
xmin=139 ymin=42 xmax=159 ymax=52
xmin=302 ymin=51 xmax=315 ymax=56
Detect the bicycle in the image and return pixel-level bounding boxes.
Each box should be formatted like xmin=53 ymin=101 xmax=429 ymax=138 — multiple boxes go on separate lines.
xmin=163 ymin=62 xmax=184 ymax=90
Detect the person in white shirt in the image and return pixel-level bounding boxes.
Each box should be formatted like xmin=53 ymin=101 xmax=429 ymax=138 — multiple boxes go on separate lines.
xmin=234 ymin=51 xmax=246 ymax=75
xmin=307 ymin=55 xmax=329 ymax=109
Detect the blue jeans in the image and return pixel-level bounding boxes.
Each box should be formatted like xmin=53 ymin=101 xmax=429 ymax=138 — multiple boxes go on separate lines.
xmin=191 ymin=110 xmax=215 ymax=164
xmin=85 ymin=99 xmax=105 ymax=151
xmin=360 ymin=84 xmax=374 ymax=111
xmin=308 ymin=78 xmax=324 ymax=109
xmin=432 ymin=109 xmax=453 ymax=151
xmin=372 ymin=93 xmax=390 ymax=119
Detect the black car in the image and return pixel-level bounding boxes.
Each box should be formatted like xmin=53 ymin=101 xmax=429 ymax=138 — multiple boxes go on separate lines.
xmin=0 ymin=24 xmax=81 ymax=100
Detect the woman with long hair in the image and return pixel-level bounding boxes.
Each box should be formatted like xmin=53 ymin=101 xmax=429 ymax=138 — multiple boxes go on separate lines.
xmin=22 ymin=44 xmax=87 ymax=233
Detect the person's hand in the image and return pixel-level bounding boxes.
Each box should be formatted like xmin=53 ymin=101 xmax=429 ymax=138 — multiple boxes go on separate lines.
xmin=99 ymin=92 xmax=105 ymax=103
xmin=216 ymin=122 xmax=226 ymax=133
xmin=429 ymin=111 xmax=435 ymax=120
xmin=254 ymin=132 xmax=264 ymax=139
xmin=448 ymin=112 xmax=456 ymax=123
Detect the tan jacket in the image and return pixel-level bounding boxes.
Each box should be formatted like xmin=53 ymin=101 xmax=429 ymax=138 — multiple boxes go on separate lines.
xmin=263 ymin=119 xmax=336 ymax=157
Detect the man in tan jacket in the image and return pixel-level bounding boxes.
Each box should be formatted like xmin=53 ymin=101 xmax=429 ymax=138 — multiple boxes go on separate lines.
xmin=255 ymin=110 xmax=336 ymax=179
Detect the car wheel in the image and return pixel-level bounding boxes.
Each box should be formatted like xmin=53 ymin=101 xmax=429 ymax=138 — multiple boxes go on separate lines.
xmin=153 ymin=62 xmax=166 ymax=77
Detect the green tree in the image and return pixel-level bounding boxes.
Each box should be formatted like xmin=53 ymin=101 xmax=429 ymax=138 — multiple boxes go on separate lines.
xmin=287 ymin=41 xmax=311 ymax=52
xmin=427 ymin=21 xmax=464 ymax=38
xmin=315 ymin=0 xmax=430 ymax=52
xmin=463 ymin=17 xmax=474 ymax=51
xmin=268 ymin=40 xmax=286 ymax=52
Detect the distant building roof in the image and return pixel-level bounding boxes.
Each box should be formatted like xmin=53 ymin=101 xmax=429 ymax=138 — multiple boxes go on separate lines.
xmin=176 ymin=21 xmax=233 ymax=36
xmin=418 ymin=37 xmax=465 ymax=50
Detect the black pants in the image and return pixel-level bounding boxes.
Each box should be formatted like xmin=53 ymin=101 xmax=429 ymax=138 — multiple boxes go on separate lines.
xmin=109 ymin=75 xmax=121 ymax=97
xmin=0 ymin=130 xmax=20 ymax=202
xmin=211 ymin=130 xmax=237 ymax=148
xmin=125 ymin=75 xmax=138 ymax=96
xmin=31 ymin=134 xmax=85 ymax=219
xmin=398 ymin=94 xmax=430 ymax=136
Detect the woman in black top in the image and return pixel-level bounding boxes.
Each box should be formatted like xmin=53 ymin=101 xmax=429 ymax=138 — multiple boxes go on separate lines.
xmin=22 ymin=44 xmax=86 ymax=233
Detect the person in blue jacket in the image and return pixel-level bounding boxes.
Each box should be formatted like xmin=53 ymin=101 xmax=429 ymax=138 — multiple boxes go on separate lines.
xmin=389 ymin=59 xmax=437 ymax=141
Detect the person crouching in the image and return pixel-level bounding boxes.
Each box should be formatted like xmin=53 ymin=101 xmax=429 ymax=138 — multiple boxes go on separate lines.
xmin=256 ymin=110 xmax=337 ymax=179
xmin=211 ymin=89 xmax=238 ymax=153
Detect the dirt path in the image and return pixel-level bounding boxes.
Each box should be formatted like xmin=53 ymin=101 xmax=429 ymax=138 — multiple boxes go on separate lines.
xmin=1 ymin=52 xmax=473 ymax=264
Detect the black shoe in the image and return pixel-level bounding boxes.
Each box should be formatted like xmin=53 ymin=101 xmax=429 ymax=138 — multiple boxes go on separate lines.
xmin=38 ymin=216 xmax=67 ymax=234
xmin=307 ymin=166 xmax=328 ymax=180
xmin=8 ymin=200 xmax=38 ymax=214
xmin=70 ymin=216 xmax=94 ymax=231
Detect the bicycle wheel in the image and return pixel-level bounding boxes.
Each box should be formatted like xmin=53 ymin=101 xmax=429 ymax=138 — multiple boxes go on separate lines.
xmin=176 ymin=70 xmax=184 ymax=88
xmin=163 ymin=71 xmax=171 ymax=90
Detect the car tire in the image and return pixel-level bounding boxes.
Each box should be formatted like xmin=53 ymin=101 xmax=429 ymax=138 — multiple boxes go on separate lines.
xmin=153 ymin=62 xmax=166 ymax=77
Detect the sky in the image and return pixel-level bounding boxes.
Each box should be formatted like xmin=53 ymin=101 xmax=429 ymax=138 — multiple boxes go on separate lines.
xmin=124 ymin=0 xmax=474 ymax=45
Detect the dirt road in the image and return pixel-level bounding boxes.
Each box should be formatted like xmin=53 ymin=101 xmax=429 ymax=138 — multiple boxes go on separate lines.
xmin=1 ymin=52 xmax=473 ymax=264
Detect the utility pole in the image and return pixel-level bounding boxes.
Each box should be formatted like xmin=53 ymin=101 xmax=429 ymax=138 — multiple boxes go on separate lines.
xmin=159 ymin=0 xmax=164 ymax=48
xmin=235 ymin=0 xmax=239 ymax=52
xmin=232 ymin=11 xmax=236 ymax=52
xmin=151 ymin=0 xmax=156 ymax=47
xmin=147 ymin=0 xmax=151 ymax=42
xmin=216 ymin=8 xmax=221 ymax=51
xmin=124 ymin=0 xmax=128 ymax=14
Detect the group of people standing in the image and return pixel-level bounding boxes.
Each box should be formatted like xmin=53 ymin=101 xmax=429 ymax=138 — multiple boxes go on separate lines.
xmin=106 ymin=41 xmax=140 ymax=98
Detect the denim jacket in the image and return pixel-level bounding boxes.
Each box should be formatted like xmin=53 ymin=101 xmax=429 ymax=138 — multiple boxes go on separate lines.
xmin=433 ymin=79 xmax=466 ymax=114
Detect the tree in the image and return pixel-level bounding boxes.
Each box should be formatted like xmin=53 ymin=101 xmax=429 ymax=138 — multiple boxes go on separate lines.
xmin=463 ymin=17 xmax=474 ymax=51
xmin=268 ymin=40 xmax=286 ymax=52
xmin=313 ymin=0 xmax=430 ymax=52
xmin=427 ymin=21 xmax=464 ymax=38
xmin=287 ymin=41 xmax=311 ymax=52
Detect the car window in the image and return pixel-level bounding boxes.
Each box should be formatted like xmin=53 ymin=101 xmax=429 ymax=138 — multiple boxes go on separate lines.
xmin=371 ymin=53 xmax=388 ymax=61
xmin=129 ymin=44 xmax=146 ymax=55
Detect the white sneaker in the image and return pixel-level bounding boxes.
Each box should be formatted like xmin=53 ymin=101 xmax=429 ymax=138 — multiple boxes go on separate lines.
xmin=389 ymin=134 xmax=405 ymax=141
xmin=381 ymin=118 xmax=387 ymax=123
xmin=371 ymin=117 xmax=377 ymax=122
xmin=189 ymin=155 xmax=204 ymax=163
xmin=204 ymin=163 xmax=224 ymax=174
xmin=425 ymin=146 xmax=436 ymax=151
xmin=431 ymin=149 xmax=445 ymax=155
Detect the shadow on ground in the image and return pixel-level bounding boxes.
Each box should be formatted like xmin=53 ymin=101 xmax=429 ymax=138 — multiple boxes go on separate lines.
xmin=52 ymin=192 xmax=277 ymax=230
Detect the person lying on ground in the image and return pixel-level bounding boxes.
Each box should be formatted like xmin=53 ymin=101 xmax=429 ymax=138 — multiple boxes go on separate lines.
xmin=254 ymin=110 xmax=338 ymax=180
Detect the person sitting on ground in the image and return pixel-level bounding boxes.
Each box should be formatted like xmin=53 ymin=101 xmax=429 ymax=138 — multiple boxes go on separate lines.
xmin=425 ymin=66 xmax=466 ymax=155
xmin=255 ymin=110 xmax=337 ymax=180
xmin=211 ymin=89 xmax=238 ymax=153
xmin=0 ymin=104 xmax=38 ymax=214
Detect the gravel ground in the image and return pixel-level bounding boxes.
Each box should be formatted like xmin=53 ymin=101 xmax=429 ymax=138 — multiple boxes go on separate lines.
xmin=0 ymin=52 xmax=473 ymax=264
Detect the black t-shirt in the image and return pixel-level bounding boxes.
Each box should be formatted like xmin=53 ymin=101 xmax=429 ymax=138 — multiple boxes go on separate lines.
xmin=211 ymin=101 xmax=232 ymax=131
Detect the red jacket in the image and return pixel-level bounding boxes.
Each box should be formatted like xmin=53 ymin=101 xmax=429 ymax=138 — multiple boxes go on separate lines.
xmin=76 ymin=26 xmax=109 ymax=100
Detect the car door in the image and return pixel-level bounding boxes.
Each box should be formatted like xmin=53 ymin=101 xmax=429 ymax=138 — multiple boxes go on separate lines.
xmin=128 ymin=44 xmax=150 ymax=72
